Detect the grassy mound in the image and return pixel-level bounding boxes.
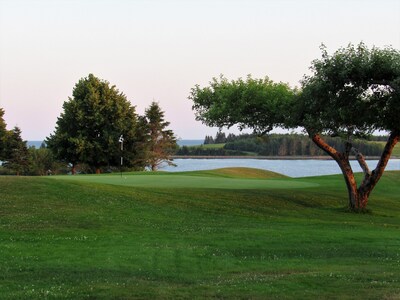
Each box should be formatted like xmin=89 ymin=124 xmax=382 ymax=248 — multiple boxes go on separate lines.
xmin=0 ymin=170 xmax=400 ymax=298
xmin=52 ymin=168 xmax=301 ymax=190
xmin=182 ymin=167 xmax=288 ymax=179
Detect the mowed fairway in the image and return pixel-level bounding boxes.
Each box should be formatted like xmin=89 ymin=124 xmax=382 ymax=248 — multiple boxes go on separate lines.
xmin=54 ymin=168 xmax=317 ymax=190
xmin=1 ymin=168 xmax=400 ymax=299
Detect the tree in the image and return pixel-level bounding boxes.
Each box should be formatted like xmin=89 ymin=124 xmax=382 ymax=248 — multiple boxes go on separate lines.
xmin=189 ymin=44 xmax=400 ymax=211
xmin=3 ymin=126 xmax=30 ymax=175
xmin=297 ymin=43 xmax=400 ymax=211
xmin=203 ymin=135 xmax=214 ymax=144
xmin=47 ymin=74 xmax=139 ymax=174
xmin=0 ymin=108 xmax=8 ymax=160
xmin=214 ymin=130 xmax=227 ymax=143
xmin=144 ymin=102 xmax=177 ymax=171
xmin=28 ymin=146 xmax=56 ymax=176
xmin=190 ymin=75 xmax=294 ymax=132
xmin=127 ymin=115 xmax=150 ymax=170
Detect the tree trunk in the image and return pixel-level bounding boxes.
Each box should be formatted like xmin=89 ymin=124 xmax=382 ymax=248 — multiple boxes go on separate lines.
xmin=311 ymin=131 xmax=399 ymax=212
xmin=96 ymin=168 xmax=101 ymax=174
xmin=71 ymin=164 xmax=76 ymax=175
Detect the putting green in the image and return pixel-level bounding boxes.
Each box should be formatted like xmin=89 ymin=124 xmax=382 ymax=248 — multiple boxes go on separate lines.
xmin=53 ymin=174 xmax=318 ymax=190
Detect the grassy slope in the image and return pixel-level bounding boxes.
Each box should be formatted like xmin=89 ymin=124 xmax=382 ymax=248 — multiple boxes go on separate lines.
xmin=392 ymin=143 xmax=400 ymax=157
xmin=0 ymin=169 xmax=400 ymax=299
xmin=54 ymin=168 xmax=297 ymax=190
xmin=200 ymin=143 xmax=225 ymax=149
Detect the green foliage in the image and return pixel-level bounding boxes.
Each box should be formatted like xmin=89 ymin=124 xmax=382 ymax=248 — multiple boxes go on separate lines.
xmin=190 ymin=75 xmax=296 ymax=133
xmin=27 ymin=146 xmax=59 ymax=176
xmin=1 ymin=171 xmax=400 ymax=298
xmin=2 ymin=126 xmax=30 ymax=175
xmin=224 ymin=133 xmax=385 ymax=156
xmin=298 ymin=43 xmax=400 ymax=137
xmin=0 ymin=108 xmax=7 ymax=160
xmin=144 ymin=102 xmax=178 ymax=171
xmin=46 ymin=74 xmax=140 ymax=173
xmin=189 ymin=43 xmax=400 ymax=210
xmin=175 ymin=144 xmax=245 ymax=156
xmin=203 ymin=135 xmax=214 ymax=144
xmin=214 ymin=130 xmax=227 ymax=143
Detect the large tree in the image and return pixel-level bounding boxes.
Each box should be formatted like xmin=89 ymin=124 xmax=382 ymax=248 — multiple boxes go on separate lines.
xmin=189 ymin=44 xmax=400 ymax=211
xmin=298 ymin=44 xmax=400 ymax=211
xmin=47 ymin=74 xmax=139 ymax=174
xmin=144 ymin=102 xmax=177 ymax=171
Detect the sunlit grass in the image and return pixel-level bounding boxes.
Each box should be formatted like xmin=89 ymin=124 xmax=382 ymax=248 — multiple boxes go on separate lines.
xmin=1 ymin=169 xmax=400 ymax=298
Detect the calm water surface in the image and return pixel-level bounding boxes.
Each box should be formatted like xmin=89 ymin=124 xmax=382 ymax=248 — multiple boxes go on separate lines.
xmin=162 ymin=158 xmax=400 ymax=178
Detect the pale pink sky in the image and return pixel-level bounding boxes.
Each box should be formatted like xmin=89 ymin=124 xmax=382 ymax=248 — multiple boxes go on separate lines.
xmin=0 ymin=0 xmax=399 ymax=140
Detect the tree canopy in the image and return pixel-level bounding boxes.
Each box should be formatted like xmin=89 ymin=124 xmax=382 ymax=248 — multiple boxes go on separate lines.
xmin=190 ymin=43 xmax=400 ymax=211
xmin=190 ymin=76 xmax=295 ymax=134
xmin=298 ymin=43 xmax=400 ymax=137
xmin=47 ymin=74 xmax=140 ymax=174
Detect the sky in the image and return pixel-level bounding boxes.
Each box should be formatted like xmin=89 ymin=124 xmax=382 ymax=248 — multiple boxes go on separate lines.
xmin=0 ymin=0 xmax=399 ymax=141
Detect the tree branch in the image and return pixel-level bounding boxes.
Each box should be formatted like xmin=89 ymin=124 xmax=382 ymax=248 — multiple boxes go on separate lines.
xmin=370 ymin=131 xmax=400 ymax=183
xmin=351 ymin=147 xmax=371 ymax=176
xmin=310 ymin=134 xmax=340 ymax=160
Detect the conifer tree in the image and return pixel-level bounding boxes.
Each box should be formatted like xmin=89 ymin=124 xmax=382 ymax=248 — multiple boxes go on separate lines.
xmin=144 ymin=102 xmax=177 ymax=171
xmin=0 ymin=108 xmax=7 ymax=160
xmin=3 ymin=126 xmax=30 ymax=175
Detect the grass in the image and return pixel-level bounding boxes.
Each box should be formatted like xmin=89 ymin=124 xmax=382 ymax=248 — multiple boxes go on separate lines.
xmin=392 ymin=143 xmax=400 ymax=157
xmin=199 ymin=143 xmax=225 ymax=149
xmin=1 ymin=168 xmax=400 ymax=299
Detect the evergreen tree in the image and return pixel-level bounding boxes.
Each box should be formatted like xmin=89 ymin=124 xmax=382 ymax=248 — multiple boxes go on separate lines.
xmin=203 ymin=135 xmax=214 ymax=144
xmin=3 ymin=127 xmax=29 ymax=175
xmin=0 ymin=108 xmax=7 ymax=160
xmin=214 ymin=130 xmax=227 ymax=143
xmin=127 ymin=116 xmax=150 ymax=170
xmin=144 ymin=102 xmax=177 ymax=171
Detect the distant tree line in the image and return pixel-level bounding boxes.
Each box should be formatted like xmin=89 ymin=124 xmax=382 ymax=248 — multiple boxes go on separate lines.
xmin=175 ymin=145 xmax=244 ymax=156
xmin=203 ymin=131 xmax=236 ymax=144
xmin=224 ymin=133 xmax=384 ymax=156
xmin=187 ymin=131 xmax=387 ymax=157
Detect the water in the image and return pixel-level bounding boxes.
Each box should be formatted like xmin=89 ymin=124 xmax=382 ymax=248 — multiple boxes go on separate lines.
xmin=162 ymin=158 xmax=400 ymax=178
xmin=177 ymin=139 xmax=203 ymax=146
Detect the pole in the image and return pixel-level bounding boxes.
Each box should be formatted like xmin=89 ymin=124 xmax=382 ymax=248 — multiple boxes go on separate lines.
xmin=119 ymin=135 xmax=124 ymax=178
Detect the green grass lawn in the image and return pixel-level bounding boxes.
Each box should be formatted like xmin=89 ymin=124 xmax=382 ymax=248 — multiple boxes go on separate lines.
xmin=1 ymin=168 xmax=400 ymax=299
xmin=392 ymin=143 xmax=400 ymax=157
xmin=200 ymin=143 xmax=226 ymax=149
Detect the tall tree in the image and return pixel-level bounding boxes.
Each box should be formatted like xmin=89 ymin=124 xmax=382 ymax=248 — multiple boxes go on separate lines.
xmin=144 ymin=102 xmax=177 ymax=171
xmin=189 ymin=44 xmax=400 ymax=211
xmin=297 ymin=43 xmax=400 ymax=211
xmin=47 ymin=74 xmax=139 ymax=174
xmin=3 ymin=126 xmax=30 ymax=175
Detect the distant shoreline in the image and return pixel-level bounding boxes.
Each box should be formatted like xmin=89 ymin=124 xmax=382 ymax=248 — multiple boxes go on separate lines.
xmin=172 ymin=155 xmax=393 ymax=160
